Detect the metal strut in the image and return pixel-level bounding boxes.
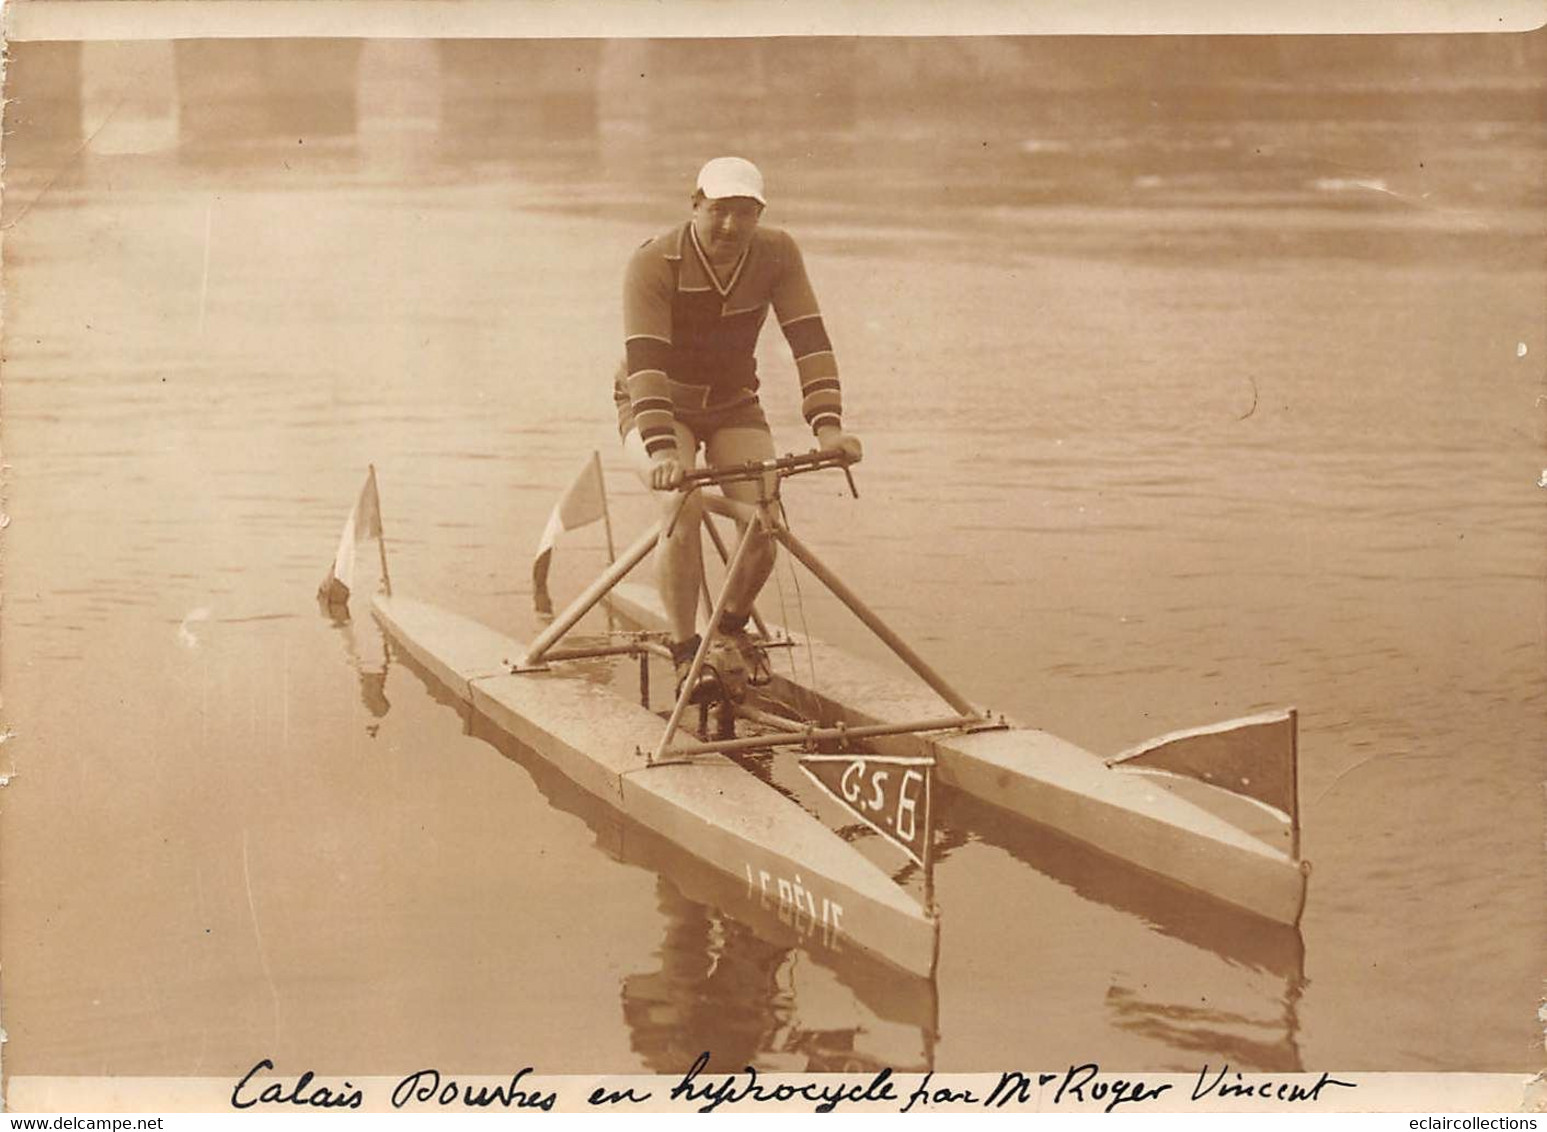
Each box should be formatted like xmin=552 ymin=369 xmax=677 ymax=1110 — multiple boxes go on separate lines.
xmin=510 ymin=448 xmax=981 ymax=769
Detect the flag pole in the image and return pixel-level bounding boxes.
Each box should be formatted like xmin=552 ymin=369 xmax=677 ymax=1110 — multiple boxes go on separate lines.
xmin=592 ymin=449 xmax=616 ymax=564
xmin=370 ymin=464 xmax=393 ymax=597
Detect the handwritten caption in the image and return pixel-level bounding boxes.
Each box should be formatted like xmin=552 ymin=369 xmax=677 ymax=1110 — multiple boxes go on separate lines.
xmin=230 ymin=1054 xmax=1356 ymax=1114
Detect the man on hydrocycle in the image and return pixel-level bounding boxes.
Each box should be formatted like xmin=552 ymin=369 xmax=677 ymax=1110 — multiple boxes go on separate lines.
xmin=614 ymin=156 xmax=863 ymax=700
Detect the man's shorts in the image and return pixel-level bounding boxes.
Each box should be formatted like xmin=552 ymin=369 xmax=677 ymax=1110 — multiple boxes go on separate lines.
xmin=614 ymin=378 xmax=770 ymax=450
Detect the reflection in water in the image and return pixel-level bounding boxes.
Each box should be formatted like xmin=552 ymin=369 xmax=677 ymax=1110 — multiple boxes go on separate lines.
xmin=319 ymin=593 xmax=392 ymax=731
xmin=935 ymin=789 xmax=1305 ymax=1070
xmin=10 ymin=37 xmax=1544 ymax=227
xmin=621 ymin=892 xmax=794 ymax=1072
xmin=175 ymin=39 xmax=363 ymax=153
xmin=936 ymin=789 xmax=1306 ymax=981
xmin=1105 ymin=980 xmax=1304 ymax=1075
xmin=622 ymin=881 xmax=921 ymax=1074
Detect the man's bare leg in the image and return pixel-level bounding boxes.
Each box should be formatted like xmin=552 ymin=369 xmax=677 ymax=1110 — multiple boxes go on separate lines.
xmin=623 ymin=422 xmax=702 ymax=645
xmin=705 ymin=426 xmax=778 ymax=622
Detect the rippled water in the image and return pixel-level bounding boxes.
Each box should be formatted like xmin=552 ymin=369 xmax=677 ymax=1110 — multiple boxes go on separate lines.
xmin=3 ymin=110 xmax=1543 ymax=1079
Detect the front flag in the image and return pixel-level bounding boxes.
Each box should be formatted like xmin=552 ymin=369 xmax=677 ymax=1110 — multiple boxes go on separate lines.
xmin=319 ymin=466 xmax=385 ymax=607
xmin=532 ymin=452 xmax=611 ymax=615
xmin=799 ymin=753 xmax=935 ymax=867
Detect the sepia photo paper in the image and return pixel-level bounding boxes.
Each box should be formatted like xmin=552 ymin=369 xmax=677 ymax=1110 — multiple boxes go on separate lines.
xmin=0 ymin=0 xmax=1543 ymax=1116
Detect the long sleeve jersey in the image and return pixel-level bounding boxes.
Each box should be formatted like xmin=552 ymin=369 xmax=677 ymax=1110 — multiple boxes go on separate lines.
xmin=619 ymin=221 xmax=843 ymax=457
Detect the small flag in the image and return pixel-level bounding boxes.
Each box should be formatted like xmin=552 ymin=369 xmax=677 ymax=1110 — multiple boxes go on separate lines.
xmin=533 ymin=452 xmax=611 ymax=616
xmin=319 ymin=466 xmax=385 ymax=608
xmin=799 ymin=754 xmax=935 ymax=867
xmin=1108 ymin=708 xmax=1299 ymax=828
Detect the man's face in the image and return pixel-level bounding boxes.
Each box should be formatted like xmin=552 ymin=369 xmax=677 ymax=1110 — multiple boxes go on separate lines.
xmin=692 ymin=195 xmax=763 ymax=261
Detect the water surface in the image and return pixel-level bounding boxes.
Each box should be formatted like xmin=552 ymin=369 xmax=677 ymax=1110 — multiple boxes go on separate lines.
xmin=2 ymin=57 xmax=1543 ymax=1078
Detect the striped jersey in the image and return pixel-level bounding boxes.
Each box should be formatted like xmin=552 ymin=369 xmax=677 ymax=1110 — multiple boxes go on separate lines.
xmin=619 ymin=221 xmax=843 ymax=456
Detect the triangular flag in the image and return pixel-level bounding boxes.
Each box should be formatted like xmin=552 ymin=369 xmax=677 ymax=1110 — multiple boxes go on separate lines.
xmin=319 ymin=467 xmax=385 ymax=607
xmin=799 ymin=753 xmax=935 ymax=867
xmin=1108 ymin=708 xmax=1298 ymax=825
xmin=533 ymin=453 xmax=609 ymax=615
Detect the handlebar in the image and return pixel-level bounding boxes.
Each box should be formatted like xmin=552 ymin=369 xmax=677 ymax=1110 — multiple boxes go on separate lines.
xmin=677 ymin=448 xmax=859 ymax=497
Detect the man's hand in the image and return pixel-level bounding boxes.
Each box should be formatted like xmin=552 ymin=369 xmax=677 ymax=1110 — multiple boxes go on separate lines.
xmin=816 ymin=425 xmax=863 ymax=464
xmin=648 ymin=448 xmax=687 ymax=491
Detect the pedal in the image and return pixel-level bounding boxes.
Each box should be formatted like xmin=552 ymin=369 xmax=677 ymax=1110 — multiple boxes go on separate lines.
xmin=745 ymin=648 xmax=774 ymax=688
xmin=706 ymin=641 xmax=755 ymax=703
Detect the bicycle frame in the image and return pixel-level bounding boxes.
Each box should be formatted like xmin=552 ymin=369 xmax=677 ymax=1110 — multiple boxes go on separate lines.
xmin=514 ymin=450 xmax=987 ymax=764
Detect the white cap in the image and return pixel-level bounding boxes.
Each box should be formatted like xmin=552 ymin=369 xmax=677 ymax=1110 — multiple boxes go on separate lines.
xmin=695 ymin=156 xmax=766 ymax=205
